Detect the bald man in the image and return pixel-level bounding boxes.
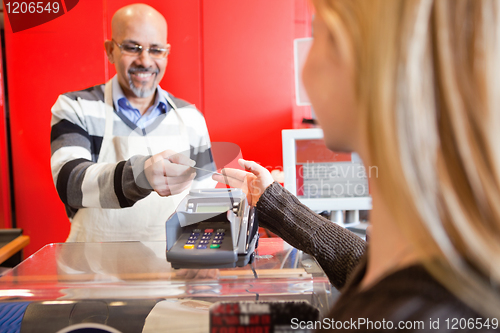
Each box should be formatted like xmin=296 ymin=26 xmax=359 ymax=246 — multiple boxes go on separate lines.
xmin=50 ymin=4 xmax=216 ymax=242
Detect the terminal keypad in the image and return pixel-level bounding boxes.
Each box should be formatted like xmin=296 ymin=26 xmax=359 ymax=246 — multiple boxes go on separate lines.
xmin=184 ymin=228 xmax=225 ymax=250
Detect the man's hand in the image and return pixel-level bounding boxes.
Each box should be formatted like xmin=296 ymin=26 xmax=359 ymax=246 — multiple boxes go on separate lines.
xmin=212 ymin=159 xmax=274 ymax=206
xmin=144 ymin=150 xmax=196 ymax=196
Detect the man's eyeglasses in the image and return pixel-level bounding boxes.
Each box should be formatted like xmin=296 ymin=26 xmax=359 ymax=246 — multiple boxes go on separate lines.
xmin=112 ymin=39 xmax=170 ymax=59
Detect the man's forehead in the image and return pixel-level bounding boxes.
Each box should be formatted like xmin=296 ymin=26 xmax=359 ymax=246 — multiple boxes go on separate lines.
xmin=113 ymin=19 xmax=167 ymax=44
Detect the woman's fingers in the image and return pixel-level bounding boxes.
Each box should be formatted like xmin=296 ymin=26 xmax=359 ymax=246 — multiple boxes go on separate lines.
xmin=212 ymin=168 xmax=247 ymax=188
xmin=239 ymin=159 xmax=274 ymax=189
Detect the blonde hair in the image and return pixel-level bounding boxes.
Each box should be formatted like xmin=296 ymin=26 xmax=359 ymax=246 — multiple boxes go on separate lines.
xmin=314 ymin=0 xmax=500 ymax=316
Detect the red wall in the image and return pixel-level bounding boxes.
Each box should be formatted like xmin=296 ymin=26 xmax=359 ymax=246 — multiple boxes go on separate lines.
xmin=204 ymin=1 xmax=294 ymax=169
xmin=3 ymin=0 xmax=311 ymax=256
xmin=0 ymin=33 xmax=11 ymax=229
xmin=4 ymin=1 xmax=107 ymax=256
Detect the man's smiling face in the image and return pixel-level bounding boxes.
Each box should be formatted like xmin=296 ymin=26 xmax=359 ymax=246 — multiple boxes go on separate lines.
xmin=106 ymin=6 xmax=168 ymax=99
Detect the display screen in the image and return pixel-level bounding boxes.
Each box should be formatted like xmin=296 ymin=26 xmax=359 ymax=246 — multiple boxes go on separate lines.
xmin=295 ymin=139 xmax=369 ymax=199
xmin=196 ymin=205 xmax=230 ymax=213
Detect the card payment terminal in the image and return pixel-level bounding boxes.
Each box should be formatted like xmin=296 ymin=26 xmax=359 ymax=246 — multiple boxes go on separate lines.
xmin=165 ymin=188 xmax=259 ymax=269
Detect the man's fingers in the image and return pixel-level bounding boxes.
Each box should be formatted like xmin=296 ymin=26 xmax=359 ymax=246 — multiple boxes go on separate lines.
xmin=158 ymin=149 xmax=195 ymax=168
xmin=165 ymin=174 xmax=195 ymax=186
xmin=151 ymin=165 xmax=195 ymax=196
xmin=166 ymin=174 xmax=195 ymax=187
xmin=168 ymin=152 xmax=195 ymax=167
xmin=164 ymin=161 xmax=196 ymax=177
xmin=146 ymin=149 xmax=199 ymax=197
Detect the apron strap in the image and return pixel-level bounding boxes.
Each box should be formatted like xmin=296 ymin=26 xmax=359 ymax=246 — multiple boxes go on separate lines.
xmin=163 ymin=91 xmax=179 ymax=112
xmin=103 ymin=80 xmax=115 ymax=138
xmin=162 ymin=91 xmax=187 ymax=136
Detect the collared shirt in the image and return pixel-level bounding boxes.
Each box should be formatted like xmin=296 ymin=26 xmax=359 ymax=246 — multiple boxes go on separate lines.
xmin=112 ymin=75 xmax=170 ymax=129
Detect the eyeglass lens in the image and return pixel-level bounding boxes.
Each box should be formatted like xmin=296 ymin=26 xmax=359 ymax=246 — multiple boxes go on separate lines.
xmin=120 ymin=42 xmax=169 ymax=58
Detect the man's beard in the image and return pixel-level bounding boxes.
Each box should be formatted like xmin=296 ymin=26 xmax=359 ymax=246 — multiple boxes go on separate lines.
xmin=127 ymin=68 xmax=159 ymax=98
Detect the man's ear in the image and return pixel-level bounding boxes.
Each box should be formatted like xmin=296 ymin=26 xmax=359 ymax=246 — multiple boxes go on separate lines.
xmin=104 ymin=40 xmax=115 ymax=64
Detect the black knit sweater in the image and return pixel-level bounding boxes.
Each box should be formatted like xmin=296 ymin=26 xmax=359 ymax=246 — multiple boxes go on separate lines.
xmin=256 ymin=182 xmax=499 ymax=332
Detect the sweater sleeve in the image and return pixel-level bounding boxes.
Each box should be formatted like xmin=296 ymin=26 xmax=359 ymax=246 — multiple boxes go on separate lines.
xmin=50 ymin=93 xmax=152 ymax=216
xmin=256 ymin=182 xmax=367 ymax=290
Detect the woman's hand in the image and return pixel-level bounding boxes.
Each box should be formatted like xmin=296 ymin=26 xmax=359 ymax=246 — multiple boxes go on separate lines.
xmin=212 ymin=159 xmax=274 ymax=206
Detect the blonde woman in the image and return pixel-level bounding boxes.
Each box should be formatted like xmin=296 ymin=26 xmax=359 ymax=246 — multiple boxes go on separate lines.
xmin=214 ymin=0 xmax=500 ymax=329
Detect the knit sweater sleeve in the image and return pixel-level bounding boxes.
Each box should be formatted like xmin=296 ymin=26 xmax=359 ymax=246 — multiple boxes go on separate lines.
xmin=255 ymin=182 xmax=367 ymax=290
xmin=50 ymin=91 xmax=152 ymax=217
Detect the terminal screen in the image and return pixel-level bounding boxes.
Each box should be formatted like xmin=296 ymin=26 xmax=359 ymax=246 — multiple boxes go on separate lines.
xmin=196 ymin=204 xmax=230 ymax=213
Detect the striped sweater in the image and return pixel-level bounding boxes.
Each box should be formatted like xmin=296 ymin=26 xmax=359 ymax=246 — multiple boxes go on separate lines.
xmin=50 ymin=84 xmax=215 ymax=219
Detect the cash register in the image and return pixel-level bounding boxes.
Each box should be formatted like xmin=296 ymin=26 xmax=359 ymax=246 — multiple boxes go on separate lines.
xmin=165 ymin=188 xmax=259 ymax=269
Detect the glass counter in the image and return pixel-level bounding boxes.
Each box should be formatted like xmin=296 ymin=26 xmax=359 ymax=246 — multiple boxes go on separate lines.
xmin=0 ymin=238 xmax=334 ymax=332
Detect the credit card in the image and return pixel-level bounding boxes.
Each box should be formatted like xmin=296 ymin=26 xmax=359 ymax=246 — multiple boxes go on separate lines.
xmin=190 ymin=166 xmax=223 ymax=176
